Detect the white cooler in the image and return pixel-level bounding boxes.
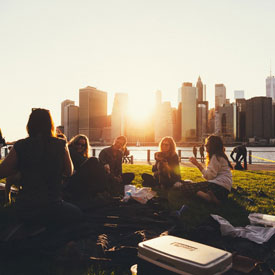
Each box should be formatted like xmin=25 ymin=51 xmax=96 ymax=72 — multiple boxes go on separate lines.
xmin=138 ymin=235 xmax=232 ymax=275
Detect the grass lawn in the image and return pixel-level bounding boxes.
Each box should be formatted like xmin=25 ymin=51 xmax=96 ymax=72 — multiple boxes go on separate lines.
xmin=123 ymin=164 xmax=275 ymax=228
xmin=0 ymin=163 xmax=274 ymax=274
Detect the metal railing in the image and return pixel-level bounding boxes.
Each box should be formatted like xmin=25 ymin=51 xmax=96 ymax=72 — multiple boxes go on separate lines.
xmin=1 ymin=146 xmax=274 ymax=164
xmin=89 ymin=148 xmax=275 ymax=164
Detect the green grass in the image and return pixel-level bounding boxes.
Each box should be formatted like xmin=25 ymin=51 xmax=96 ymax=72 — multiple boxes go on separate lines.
xmin=0 ymin=163 xmax=274 ymax=274
xmin=123 ymin=164 xmax=275 ymax=228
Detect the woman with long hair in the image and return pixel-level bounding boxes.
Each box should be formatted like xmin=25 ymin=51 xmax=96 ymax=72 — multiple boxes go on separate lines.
xmin=64 ymin=134 xmax=108 ymax=204
xmin=67 ymin=134 xmax=90 ymax=171
xmin=186 ymin=135 xmax=232 ymax=204
xmin=142 ymin=136 xmax=181 ymax=189
xmin=0 ymin=108 xmax=82 ymax=227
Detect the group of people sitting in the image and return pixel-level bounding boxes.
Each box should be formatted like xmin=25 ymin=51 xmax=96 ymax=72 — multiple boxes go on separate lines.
xmin=0 ymin=108 xmax=233 ymax=230
xmin=142 ymin=135 xmax=232 ymax=204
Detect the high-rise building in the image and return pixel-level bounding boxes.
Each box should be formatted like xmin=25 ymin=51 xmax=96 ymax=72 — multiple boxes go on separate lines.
xmin=234 ymin=90 xmax=245 ymax=99
xmin=79 ymin=86 xmax=107 ymax=142
xmin=208 ymin=108 xmax=215 ymax=134
xmin=236 ymin=99 xmax=246 ymax=141
xmin=154 ymin=90 xmax=173 ymax=142
xmin=246 ymin=97 xmax=273 ymax=140
xmin=266 ymin=76 xmax=275 ymax=100
xmin=64 ymin=104 xmax=79 ymax=141
xmin=111 ymin=93 xmax=128 ymax=140
xmin=197 ymin=102 xmax=208 ymax=141
xmin=61 ymin=99 xmax=74 ymax=127
xmin=154 ymin=101 xmax=173 ymax=143
xmin=196 ymin=76 xmax=203 ymax=102
xmin=218 ymin=103 xmax=237 ymax=143
xmin=215 ymin=84 xmax=226 ymax=110
xmin=196 ymin=76 xmax=208 ymax=141
xmin=178 ymin=82 xmax=197 ymax=141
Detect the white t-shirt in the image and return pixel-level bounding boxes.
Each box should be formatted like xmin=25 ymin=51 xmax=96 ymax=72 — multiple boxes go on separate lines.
xmin=201 ymin=154 xmax=232 ymax=191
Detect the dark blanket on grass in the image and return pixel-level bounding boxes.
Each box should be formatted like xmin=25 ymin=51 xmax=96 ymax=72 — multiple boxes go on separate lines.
xmin=1 ymin=196 xmax=275 ymax=275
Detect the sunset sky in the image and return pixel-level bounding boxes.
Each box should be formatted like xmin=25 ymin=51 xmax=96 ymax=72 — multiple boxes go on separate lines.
xmin=1 ymin=0 xmax=275 ymax=141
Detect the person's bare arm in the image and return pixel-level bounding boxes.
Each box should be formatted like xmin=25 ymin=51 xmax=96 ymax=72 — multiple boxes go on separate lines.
xmin=189 ymin=157 xmax=204 ymax=172
xmin=0 ymin=148 xmax=18 ymax=179
xmin=64 ymin=144 xmax=74 ymax=176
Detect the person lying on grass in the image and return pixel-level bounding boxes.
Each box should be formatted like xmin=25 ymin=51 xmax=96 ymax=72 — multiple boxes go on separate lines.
xmin=183 ymin=135 xmax=233 ymax=204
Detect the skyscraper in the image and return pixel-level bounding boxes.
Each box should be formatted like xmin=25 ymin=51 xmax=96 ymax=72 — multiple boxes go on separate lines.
xmin=79 ymin=86 xmax=107 ymax=142
xmin=218 ymin=103 xmax=237 ymax=143
xmin=196 ymin=76 xmax=203 ymax=102
xmin=64 ymin=104 xmax=79 ymax=141
xmin=246 ymin=97 xmax=273 ymax=140
xmin=178 ymin=82 xmax=197 ymax=141
xmin=196 ymin=76 xmax=208 ymax=141
xmin=266 ymin=76 xmax=275 ymax=100
xmin=215 ymin=84 xmax=226 ymax=110
xmin=111 ymin=93 xmax=128 ymax=140
xmin=61 ymin=99 xmax=75 ymax=127
xmin=154 ymin=101 xmax=173 ymax=143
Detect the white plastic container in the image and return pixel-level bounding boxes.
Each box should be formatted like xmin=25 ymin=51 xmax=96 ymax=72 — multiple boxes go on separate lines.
xmin=138 ymin=235 xmax=232 ymax=275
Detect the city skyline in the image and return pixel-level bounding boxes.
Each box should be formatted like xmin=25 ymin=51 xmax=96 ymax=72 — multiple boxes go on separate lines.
xmin=1 ymin=0 xmax=275 ymax=141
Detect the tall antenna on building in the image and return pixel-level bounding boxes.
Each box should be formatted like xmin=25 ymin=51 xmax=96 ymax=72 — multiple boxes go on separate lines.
xmin=270 ymin=59 xmax=272 ymax=77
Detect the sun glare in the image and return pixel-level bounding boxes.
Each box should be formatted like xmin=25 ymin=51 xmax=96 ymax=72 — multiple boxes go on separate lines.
xmin=128 ymin=97 xmax=153 ymax=122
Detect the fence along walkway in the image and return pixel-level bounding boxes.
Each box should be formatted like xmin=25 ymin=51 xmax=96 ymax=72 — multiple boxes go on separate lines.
xmin=1 ymin=146 xmax=274 ymax=165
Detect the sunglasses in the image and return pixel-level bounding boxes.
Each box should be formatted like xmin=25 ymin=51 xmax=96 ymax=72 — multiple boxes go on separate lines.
xmin=76 ymin=142 xmax=86 ymax=148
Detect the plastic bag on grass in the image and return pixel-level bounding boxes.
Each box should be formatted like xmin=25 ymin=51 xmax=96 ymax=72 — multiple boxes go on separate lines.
xmin=211 ymin=214 xmax=275 ymax=244
xmin=123 ymin=185 xmax=156 ymax=204
xmin=248 ymin=213 xmax=275 ymax=227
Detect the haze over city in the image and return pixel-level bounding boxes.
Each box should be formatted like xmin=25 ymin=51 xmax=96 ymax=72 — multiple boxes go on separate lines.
xmin=1 ymin=0 xmax=275 ymax=141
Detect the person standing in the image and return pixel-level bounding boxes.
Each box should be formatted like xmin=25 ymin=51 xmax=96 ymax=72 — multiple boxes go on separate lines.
xmin=199 ymin=144 xmax=205 ymax=163
xmin=193 ymin=146 xmax=197 ymax=159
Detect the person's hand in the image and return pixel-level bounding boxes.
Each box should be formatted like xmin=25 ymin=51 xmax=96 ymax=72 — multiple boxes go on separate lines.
xmin=155 ymin=152 xmax=163 ymax=161
xmin=189 ymin=157 xmax=199 ymax=166
xmin=114 ymin=175 xmax=122 ymax=183
xmin=104 ymin=164 xmax=111 ymax=174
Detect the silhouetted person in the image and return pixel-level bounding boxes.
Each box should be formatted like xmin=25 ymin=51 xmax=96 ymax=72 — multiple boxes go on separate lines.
xmin=199 ymin=144 xmax=205 ymax=163
xmin=99 ymin=136 xmax=135 ymax=195
xmin=0 ymin=108 xmax=82 ymax=227
xmin=193 ymin=146 xmax=197 ymax=158
xmin=123 ymin=147 xmax=130 ymax=163
xmin=64 ymin=134 xmax=108 ymax=203
xmin=230 ymin=144 xmax=247 ymax=170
